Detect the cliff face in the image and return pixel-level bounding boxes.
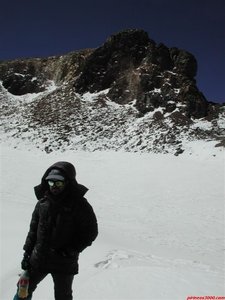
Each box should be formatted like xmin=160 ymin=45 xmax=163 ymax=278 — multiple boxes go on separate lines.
xmin=0 ymin=48 xmax=91 ymax=94
xmin=0 ymin=29 xmax=224 ymax=154
xmin=75 ymin=29 xmax=209 ymax=119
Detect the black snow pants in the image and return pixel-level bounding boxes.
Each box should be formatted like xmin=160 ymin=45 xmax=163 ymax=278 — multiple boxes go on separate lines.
xmin=24 ymin=268 xmax=74 ymax=300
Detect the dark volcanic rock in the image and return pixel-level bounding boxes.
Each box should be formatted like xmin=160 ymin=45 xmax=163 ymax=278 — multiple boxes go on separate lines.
xmin=0 ymin=49 xmax=92 ymax=95
xmin=0 ymin=60 xmax=46 ymax=95
xmin=74 ymin=29 xmax=151 ymax=93
xmin=2 ymin=73 xmax=45 ymax=95
xmin=169 ymin=47 xmax=197 ymax=78
xmin=74 ymin=29 xmax=209 ymax=118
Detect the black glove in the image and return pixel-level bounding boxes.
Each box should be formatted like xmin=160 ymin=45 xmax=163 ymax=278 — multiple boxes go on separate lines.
xmin=21 ymin=252 xmax=30 ymax=270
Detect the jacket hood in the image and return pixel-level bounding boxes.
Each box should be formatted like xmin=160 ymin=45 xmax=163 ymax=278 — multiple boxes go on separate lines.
xmin=34 ymin=161 xmax=88 ymax=200
xmin=43 ymin=161 xmax=76 ymax=182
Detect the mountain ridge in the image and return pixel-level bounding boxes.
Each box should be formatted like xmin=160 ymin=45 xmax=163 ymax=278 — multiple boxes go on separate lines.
xmin=0 ymin=29 xmax=224 ymax=155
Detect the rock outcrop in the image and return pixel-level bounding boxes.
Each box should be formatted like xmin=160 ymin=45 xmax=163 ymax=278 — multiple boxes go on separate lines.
xmin=74 ymin=29 xmax=210 ymax=119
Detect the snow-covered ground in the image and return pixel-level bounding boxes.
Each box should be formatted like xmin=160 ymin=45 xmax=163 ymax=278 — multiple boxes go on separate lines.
xmin=0 ymin=145 xmax=224 ymax=300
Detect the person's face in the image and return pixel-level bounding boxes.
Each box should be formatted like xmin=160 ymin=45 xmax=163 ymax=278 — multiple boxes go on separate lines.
xmin=47 ymin=180 xmax=66 ymax=196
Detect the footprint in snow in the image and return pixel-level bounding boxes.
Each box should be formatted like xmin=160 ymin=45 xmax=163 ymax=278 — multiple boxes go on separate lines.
xmin=94 ymin=249 xmax=133 ymax=269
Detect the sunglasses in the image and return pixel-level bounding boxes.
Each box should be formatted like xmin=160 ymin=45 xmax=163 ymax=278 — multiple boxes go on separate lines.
xmin=47 ymin=180 xmax=65 ymax=188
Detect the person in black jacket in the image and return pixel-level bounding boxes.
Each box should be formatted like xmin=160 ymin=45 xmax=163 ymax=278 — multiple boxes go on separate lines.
xmin=13 ymin=161 xmax=98 ymax=300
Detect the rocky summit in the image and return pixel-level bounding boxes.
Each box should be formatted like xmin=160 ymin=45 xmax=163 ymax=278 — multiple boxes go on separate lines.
xmin=0 ymin=29 xmax=224 ymax=155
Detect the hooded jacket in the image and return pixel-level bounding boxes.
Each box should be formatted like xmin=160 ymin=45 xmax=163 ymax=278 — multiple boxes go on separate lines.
xmin=23 ymin=161 xmax=98 ymax=274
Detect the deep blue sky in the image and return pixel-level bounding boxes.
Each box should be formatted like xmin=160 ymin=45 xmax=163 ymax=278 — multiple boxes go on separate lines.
xmin=1 ymin=0 xmax=224 ymax=103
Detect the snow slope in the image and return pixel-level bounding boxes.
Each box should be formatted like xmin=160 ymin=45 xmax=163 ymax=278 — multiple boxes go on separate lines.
xmin=0 ymin=145 xmax=224 ymax=300
xmin=1 ymin=81 xmax=225 ymax=155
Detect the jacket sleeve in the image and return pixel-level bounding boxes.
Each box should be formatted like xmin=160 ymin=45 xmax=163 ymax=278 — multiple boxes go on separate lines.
xmin=23 ymin=202 xmax=40 ymax=254
xmin=75 ymin=200 xmax=98 ymax=252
